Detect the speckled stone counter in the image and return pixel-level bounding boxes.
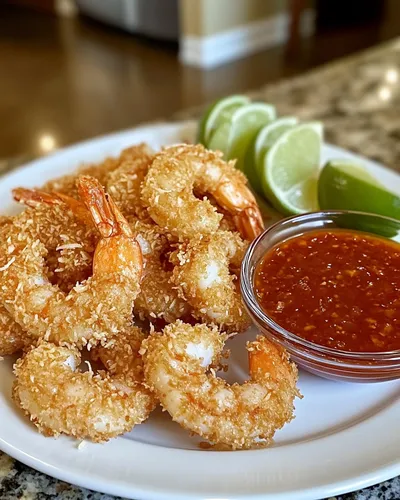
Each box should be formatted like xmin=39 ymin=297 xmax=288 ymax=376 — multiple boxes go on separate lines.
xmin=2 ymin=39 xmax=400 ymax=500
xmin=178 ymin=38 xmax=400 ymax=172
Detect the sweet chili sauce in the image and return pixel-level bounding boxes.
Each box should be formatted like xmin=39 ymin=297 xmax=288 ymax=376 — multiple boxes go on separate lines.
xmin=254 ymin=230 xmax=400 ymax=353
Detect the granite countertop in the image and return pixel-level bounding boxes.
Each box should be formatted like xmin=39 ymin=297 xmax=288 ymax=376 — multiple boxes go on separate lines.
xmin=2 ymin=39 xmax=400 ymax=500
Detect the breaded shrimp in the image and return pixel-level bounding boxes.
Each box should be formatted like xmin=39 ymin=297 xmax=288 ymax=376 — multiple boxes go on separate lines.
xmin=42 ymin=144 xmax=151 ymax=197
xmin=0 ymin=306 xmax=29 ymax=356
xmin=106 ymin=144 xmax=154 ymax=221
xmin=13 ymin=188 xmax=94 ymax=227
xmin=13 ymin=329 xmax=156 ymax=442
xmin=142 ymin=321 xmax=300 ymax=450
xmin=0 ymin=217 xmax=31 ymax=355
xmin=12 ymin=188 xmax=97 ymax=292
xmin=0 ymin=177 xmax=143 ymax=348
xmin=141 ymin=144 xmax=264 ymax=241
xmin=14 ymin=186 xmax=186 ymax=325
xmin=170 ymin=231 xmax=250 ymax=333
xmin=132 ymin=219 xmax=191 ymax=323
xmin=92 ymin=325 xmax=147 ymax=381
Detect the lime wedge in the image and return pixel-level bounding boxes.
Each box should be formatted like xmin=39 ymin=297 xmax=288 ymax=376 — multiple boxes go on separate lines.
xmin=243 ymin=134 xmax=264 ymax=195
xmin=244 ymin=117 xmax=298 ymax=194
xmin=226 ymin=103 xmax=276 ymax=169
xmin=318 ymin=160 xmax=400 ymax=219
xmin=207 ymin=121 xmax=231 ymax=154
xmin=255 ymin=117 xmax=298 ymax=177
xmin=197 ymin=95 xmax=250 ymax=145
xmin=208 ymin=103 xmax=276 ymax=167
xmin=261 ymin=122 xmax=323 ymax=215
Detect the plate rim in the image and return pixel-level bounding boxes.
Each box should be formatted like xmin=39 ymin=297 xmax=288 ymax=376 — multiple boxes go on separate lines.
xmin=0 ymin=120 xmax=399 ymax=500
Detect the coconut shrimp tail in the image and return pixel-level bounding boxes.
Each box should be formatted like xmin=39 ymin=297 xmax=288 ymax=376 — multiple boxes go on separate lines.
xmin=79 ymin=176 xmax=142 ymax=278
xmin=143 ymin=320 xmax=300 ymax=450
xmin=212 ymin=173 xmax=265 ymax=241
xmin=13 ymin=327 xmax=156 ymax=442
xmin=141 ymin=144 xmax=264 ymax=241
xmin=233 ymin=204 xmax=264 ymax=243
xmin=0 ymin=177 xmax=143 ymax=348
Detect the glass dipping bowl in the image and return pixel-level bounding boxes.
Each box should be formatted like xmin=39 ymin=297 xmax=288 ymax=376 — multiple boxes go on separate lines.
xmin=241 ymin=210 xmax=400 ymax=382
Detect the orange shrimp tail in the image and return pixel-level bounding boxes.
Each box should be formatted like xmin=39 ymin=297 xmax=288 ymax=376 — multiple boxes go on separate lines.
xmin=78 ymin=176 xmax=142 ymax=278
xmin=234 ymin=208 xmax=264 ymax=241
xmin=13 ymin=188 xmax=61 ymax=208
xmin=77 ymin=175 xmax=134 ymax=238
xmin=239 ymin=187 xmax=265 ymax=241
xmin=78 ymin=176 xmax=116 ymax=238
xmin=55 ymin=192 xmax=94 ymax=226
xmin=106 ymin=193 xmax=134 ymax=238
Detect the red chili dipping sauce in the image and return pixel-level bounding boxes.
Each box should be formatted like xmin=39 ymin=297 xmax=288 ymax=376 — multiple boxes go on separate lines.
xmin=254 ymin=230 xmax=400 ymax=353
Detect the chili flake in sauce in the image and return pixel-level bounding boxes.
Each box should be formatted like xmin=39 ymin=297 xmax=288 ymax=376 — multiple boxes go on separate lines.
xmin=254 ymin=230 xmax=400 ymax=352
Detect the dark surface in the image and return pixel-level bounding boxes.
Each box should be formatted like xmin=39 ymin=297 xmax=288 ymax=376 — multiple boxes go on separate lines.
xmin=316 ymin=0 xmax=385 ymax=29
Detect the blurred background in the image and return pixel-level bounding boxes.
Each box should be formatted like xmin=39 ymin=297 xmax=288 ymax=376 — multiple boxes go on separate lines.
xmin=1 ymin=0 xmax=400 ymax=159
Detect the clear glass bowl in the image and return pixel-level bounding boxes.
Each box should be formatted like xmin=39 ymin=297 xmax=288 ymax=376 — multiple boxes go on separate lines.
xmin=241 ymin=210 xmax=400 ymax=383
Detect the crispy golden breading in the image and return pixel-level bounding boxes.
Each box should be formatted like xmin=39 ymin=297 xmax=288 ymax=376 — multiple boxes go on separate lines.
xmin=143 ymin=321 xmax=300 ymax=450
xmin=0 ymin=177 xmax=142 ymax=348
xmin=0 ymin=217 xmax=30 ymax=355
xmin=131 ymin=218 xmax=191 ymax=323
xmin=14 ymin=330 xmax=156 ymax=442
xmin=0 ymin=304 xmax=30 ymax=356
xmin=11 ymin=188 xmax=97 ymax=292
xmin=170 ymin=231 xmax=250 ymax=333
xmin=0 ymin=141 xmax=300 ymax=448
xmin=106 ymin=144 xmax=154 ymax=221
xmin=42 ymin=143 xmax=152 ymax=197
xmin=141 ymin=144 xmax=264 ymax=241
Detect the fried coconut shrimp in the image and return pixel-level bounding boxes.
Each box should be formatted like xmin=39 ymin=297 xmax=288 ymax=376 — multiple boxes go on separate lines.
xmin=42 ymin=143 xmax=151 ymax=198
xmin=92 ymin=325 xmax=147 ymax=380
xmin=132 ymin=219 xmax=190 ymax=323
xmin=12 ymin=187 xmax=97 ymax=292
xmin=141 ymin=144 xmax=264 ymax=241
xmin=171 ymin=231 xmax=250 ymax=333
xmin=0 ymin=306 xmax=28 ymax=356
xmin=0 ymin=217 xmax=31 ymax=355
xmin=143 ymin=321 xmax=300 ymax=450
xmin=13 ymin=329 xmax=155 ymax=442
xmin=106 ymin=144 xmax=154 ymax=221
xmin=0 ymin=176 xmax=143 ymax=348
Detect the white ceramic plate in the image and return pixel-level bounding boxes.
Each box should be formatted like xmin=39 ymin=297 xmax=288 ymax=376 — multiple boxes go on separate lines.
xmin=0 ymin=121 xmax=399 ymax=500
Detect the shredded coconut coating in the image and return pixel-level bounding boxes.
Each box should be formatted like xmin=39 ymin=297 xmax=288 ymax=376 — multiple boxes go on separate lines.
xmin=141 ymin=144 xmax=263 ymax=241
xmin=0 ymin=179 xmax=143 ymax=348
xmin=0 ymin=217 xmax=31 ymax=354
xmin=11 ymin=195 xmax=97 ymax=292
xmin=92 ymin=325 xmax=147 ymax=381
xmin=170 ymin=231 xmax=250 ymax=333
xmin=131 ymin=219 xmax=191 ymax=323
xmin=0 ymin=304 xmax=31 ymax=356
xmin=13 ymin=335 xmax=155 ymax=442
xmin=42 ymin=144 xmax=151 ymax=197
xmin=106 ymin=144 xmax=154 ymax=222
xmin=0 ymin=240 xmax=140 ymax=348
xmin=142 ymin=320 xmax=300 ymax=450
